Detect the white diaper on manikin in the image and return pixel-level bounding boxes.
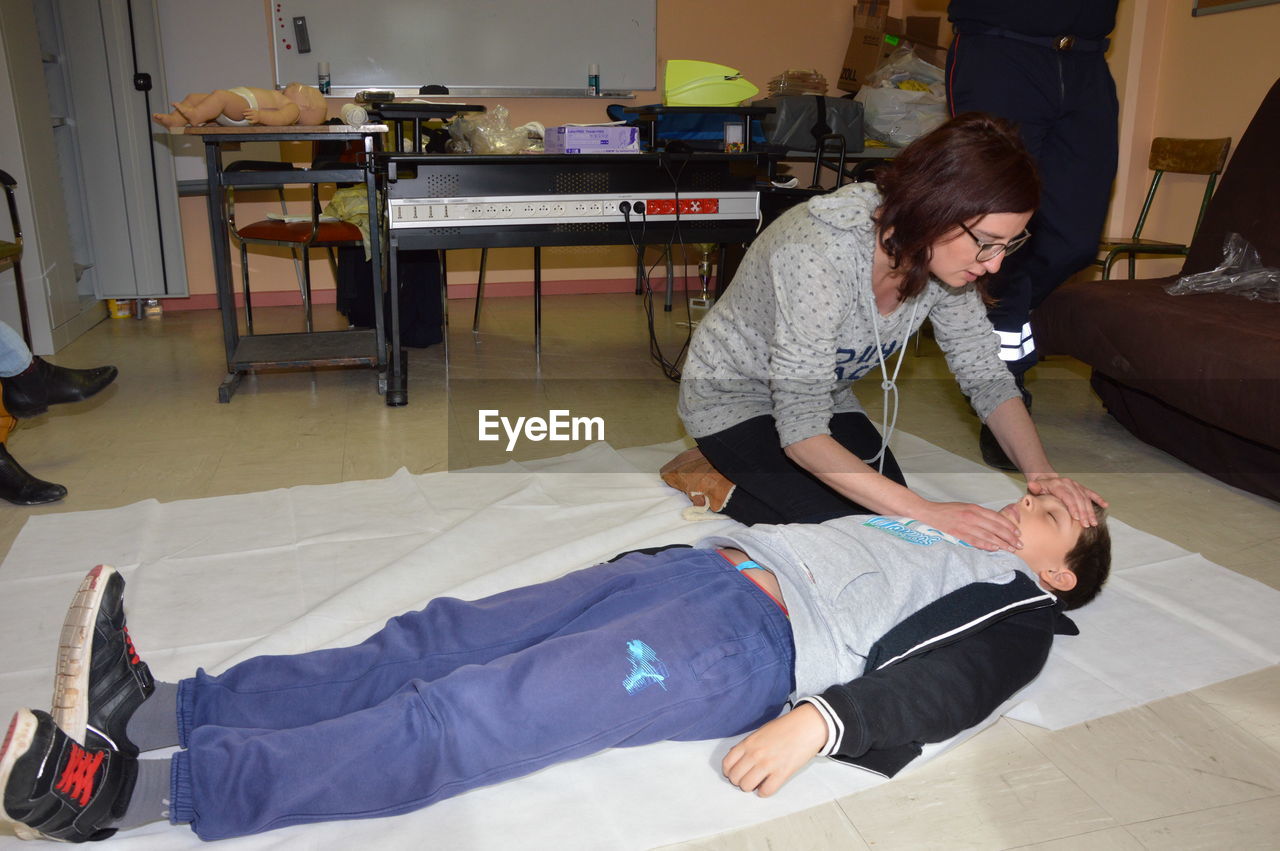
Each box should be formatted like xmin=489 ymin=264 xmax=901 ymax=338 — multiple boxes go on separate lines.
xmin=215 ymin=86 xmax=258 ymax=126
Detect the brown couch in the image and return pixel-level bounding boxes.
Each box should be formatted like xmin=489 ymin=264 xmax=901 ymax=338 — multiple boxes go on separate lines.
xmin=1033 ymin=77 xmax=1280 ymax=501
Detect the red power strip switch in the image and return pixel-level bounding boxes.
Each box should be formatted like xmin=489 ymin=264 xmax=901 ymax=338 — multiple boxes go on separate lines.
xmin=642 ymin=198 xmax=719 ymax=215
xmin=679 ymin=198 xmax=718 ymax=214
xmin=644 ymin=199 xmax=677 ymax=215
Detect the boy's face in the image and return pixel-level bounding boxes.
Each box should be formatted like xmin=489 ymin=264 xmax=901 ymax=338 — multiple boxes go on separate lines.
xmin=999 ymin=493 xmax=1082 ymax=592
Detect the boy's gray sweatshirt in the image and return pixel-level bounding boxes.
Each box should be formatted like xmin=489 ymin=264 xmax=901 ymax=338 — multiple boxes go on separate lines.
xmin=699 ymin=515 xmax=1034 ymax=698
xmin=678 ymin=182 xmax=1020 ymax=446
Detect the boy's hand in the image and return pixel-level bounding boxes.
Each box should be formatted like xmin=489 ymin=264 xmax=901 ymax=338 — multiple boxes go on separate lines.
xmin=722 ymin=703 xmax=826 ymax=796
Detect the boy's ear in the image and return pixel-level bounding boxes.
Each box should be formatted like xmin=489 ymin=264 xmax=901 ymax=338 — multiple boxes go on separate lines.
xmin=1038 ymin=566 xmax=1077 ymax=592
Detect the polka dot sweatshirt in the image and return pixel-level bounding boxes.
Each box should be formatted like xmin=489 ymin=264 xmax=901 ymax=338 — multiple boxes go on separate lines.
xmin=678 ymin=182 xmax=1021 ymax=447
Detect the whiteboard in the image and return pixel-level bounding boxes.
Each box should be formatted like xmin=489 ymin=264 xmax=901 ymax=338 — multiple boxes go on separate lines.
xmin=158 ymin=0 xmax=277 ymax=182
xmin=270 ymin=0 xmax=656 ymax=95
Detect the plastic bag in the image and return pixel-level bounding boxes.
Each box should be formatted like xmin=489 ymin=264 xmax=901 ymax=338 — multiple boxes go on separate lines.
xmin=756 ymin=96 xmax=864 ymax=152
xmin=855 ymin=86 xmax=946 ymax=146
xmin=1165 ymin=233 xmax=1280 ymax=302
xmin=865 ymin=47 xmax=944 ymax=91
xmin=446 ymin=105 xmax=541 ymax=154
xmin=854 ymin=47 xmax=947 ymax=147
xmin=321 ymin=186 xmax=370 ymax=259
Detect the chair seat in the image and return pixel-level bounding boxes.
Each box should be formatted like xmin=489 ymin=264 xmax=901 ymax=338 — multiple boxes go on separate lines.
xmin=236 ymin=219 xmax=363 ymax=244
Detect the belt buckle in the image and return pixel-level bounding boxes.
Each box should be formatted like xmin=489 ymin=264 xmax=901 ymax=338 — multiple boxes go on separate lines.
xmin=1055 ymin=35 xmax=1076 ymax=50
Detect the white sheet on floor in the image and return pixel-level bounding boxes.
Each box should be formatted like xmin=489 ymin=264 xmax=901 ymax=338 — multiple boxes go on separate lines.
xmin=1 ymin=434 xmax=1278 ymax=850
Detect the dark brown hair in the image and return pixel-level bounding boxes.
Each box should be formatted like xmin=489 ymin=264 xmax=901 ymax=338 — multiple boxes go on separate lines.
xmin=875 ymin=112 xmax=1040 ymax=300
xmin=1055 ymin=507 xmax=1111 ymax=610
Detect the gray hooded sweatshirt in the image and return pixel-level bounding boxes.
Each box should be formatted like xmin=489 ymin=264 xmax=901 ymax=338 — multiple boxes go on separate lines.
xmin=699 ymin=514 xmax=1037 ymax=698
xmin=678 ymin=182 xmax=1020 ymax=447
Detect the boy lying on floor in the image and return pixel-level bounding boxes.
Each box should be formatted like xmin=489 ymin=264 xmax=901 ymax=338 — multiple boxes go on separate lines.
xmin=2 ymin=492 xmax=1109 ymax=842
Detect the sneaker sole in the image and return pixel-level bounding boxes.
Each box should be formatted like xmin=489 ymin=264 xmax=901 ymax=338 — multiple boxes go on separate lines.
xmin=52 ymin=565 xmax=117 ymax=750
xmin=0 ymin=710 xmax=44 ymax=841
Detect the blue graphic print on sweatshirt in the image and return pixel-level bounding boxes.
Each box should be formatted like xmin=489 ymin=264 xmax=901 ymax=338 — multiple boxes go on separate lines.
xmin=834 ymin=341 xmax=900 ymax=381
xmin=863 ymin=516 xmax=975 ymax=548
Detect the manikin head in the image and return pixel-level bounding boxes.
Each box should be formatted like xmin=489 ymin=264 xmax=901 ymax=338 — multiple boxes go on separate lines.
xmin=282 ymin=82 xmax=328 ymax=125
xmin=1000 ymin=492 xmax=1111 ymax=609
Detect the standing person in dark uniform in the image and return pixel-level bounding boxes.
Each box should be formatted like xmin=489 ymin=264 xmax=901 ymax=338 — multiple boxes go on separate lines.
xmin=945 ymin=1 xmax=1120 ymax=469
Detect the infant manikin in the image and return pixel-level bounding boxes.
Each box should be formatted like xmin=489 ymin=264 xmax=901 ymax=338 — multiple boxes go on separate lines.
xmin=152 ymin=83 xmax=327 ymax=128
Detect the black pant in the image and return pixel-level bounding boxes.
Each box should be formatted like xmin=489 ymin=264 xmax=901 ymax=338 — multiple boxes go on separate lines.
xmin=694 ymin=413 xmax=906 ymax=526
xmin=946 ymin=32 xmax=1119 ymax=379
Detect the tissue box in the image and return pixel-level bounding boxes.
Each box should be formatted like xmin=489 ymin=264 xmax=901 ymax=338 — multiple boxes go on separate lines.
xmin=544 ymin=125 xmax=640 ymax=154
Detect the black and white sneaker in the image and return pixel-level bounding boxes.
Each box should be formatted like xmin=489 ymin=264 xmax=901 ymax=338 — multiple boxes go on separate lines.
xmin=1 ymin=708 xmax=135 ymax=842
xmin=53 ymin=566 xmax=155 ymax=756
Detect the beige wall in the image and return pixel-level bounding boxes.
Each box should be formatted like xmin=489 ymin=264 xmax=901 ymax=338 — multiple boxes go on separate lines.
xmin=174 ymin=0 xmax=869 ymax=306
xmin=173 ymin=0 xmax=1280 ymax=307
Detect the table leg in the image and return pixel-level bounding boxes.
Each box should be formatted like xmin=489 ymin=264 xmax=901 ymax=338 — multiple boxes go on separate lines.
xmin=533 ymin=246 xmax=542 ymax=355
xmin=366 ymin=134 xmax=388 ymax=373
xmin=473 ymin=247 xmax=487 ymax=333
xmin=386 ymin=233 xmax=407 ymax=407
xmin=206 ymin=141 xmax=240 ymax=402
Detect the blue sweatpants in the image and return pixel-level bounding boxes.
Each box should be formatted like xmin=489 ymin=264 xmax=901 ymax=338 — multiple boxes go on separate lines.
xmin=169 ymin=547 xmax=796 ymax=839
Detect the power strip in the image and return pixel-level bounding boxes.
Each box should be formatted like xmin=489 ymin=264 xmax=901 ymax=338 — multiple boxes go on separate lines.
xmin=388 ymin=191 xmax=759 ymax=229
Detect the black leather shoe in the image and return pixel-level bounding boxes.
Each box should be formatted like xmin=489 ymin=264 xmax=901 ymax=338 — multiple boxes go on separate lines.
xmin=0 ymin=444 xmax=67 ymax=505
xmin=54 ymin=566 xmax=155 ymax=757
xmin=2 ymin=357 xmax=118 ymax=419
xmin=978 ymin=423 xmax=1019 ymax=472
xmin=0 ymin=708 xmax=135 ymax=842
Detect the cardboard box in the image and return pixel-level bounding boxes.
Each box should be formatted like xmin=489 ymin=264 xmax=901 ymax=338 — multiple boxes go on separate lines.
xmin=899 ymin=15 xmax=950 ymax=67
xmin=839 ymin=3 xmax=951 ymax=92
xmin=839 ymin=0 xmax=890 ymax=93
xmin=544 ymin=125 xmax=640 ymax=154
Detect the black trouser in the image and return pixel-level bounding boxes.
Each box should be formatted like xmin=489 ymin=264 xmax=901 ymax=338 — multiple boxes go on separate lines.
xmin=694 ymin=413 xmax=905 ymax=526
xmin=946 ymin=32 xmax=1119 ymax=380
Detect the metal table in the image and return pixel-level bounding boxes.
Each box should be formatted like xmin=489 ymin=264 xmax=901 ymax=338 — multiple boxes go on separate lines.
xmin=186 ymin=124 xmax=389 ymax=402
xmin=376 ymin=151 xmax=765 ymax=405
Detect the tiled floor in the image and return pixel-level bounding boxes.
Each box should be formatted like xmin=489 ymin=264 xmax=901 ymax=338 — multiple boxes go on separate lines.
xmin=4 ymin=293 xmax=1278 ymax=849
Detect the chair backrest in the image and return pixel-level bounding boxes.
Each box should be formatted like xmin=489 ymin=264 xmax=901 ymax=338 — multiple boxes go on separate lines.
xmin=1184 ymin=76 xmax=1280 ymax=275
xmin=1132 ymin=136 xmax=1232 ymax=240
xmin=1147 ymin=137 xmax=1231 ymax=175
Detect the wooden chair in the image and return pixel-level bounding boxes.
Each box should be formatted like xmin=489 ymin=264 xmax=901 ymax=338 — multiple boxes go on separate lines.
xmin=0 ymin=169 xmax=33 ymax=347
xmin=1097 ymin=136 xmax=1231 ymax=279
xmin=224 ymin=155 xmax=364 ymax=334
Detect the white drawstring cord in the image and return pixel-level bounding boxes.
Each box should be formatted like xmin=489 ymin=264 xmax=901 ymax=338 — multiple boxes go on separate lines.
xmin=862 ymin=291 xmax=922 ymax=472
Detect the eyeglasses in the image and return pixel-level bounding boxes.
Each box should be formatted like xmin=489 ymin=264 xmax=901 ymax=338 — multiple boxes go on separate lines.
xmin=959 ymin=222 xmax=1032 ymax=262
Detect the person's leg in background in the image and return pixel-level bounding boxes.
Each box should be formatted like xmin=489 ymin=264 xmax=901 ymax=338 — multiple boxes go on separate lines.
xmin=1028 ymin=49 xmax=1119 ymax=310
xmin=945 ymin=35 xmax=1118 ymax=469
xmin=0 ymin=394 xmax=65 ymax=504
xmin=0 ymin=319 xmax=118 ymax=504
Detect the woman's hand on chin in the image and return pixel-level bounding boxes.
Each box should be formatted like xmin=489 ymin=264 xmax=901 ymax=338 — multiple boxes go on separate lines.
xmin=914 ymin=500 xmax=1022 ymax=552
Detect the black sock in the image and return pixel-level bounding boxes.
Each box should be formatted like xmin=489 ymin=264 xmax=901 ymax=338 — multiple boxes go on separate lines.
xmin=112 ymin=757 xmax=171 ymax=832
xmin=124 ymin=680 xmax=180 ymax=752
